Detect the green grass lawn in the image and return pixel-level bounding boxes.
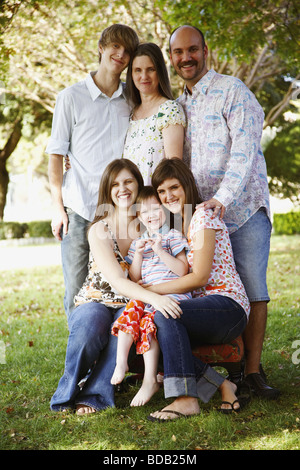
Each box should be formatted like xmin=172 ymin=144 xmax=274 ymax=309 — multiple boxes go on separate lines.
xmin=0 ymin=234 xmax=299 ymax=451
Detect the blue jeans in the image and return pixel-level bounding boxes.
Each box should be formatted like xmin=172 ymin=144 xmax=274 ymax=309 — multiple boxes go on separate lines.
xmin=230 ymin=208 xmax=271 ymax=302
xmin=50 ymin=302 xmax=124 ymax=411
xmin=154 ymin=295 xmax=247 ymax=403
xmin=61 ymin=208 xmax=90 ymax=319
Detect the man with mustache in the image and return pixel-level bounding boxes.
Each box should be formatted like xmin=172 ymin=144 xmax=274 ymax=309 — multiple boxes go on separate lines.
xmin=169 ymin=25 xmax=280 ymax=400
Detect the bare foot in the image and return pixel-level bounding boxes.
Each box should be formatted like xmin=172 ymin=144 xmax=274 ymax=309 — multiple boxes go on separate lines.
xmin=111 ymin=362 xmax=129 ymax=385
xmin=149 ymin=396 xmax=200 ymax=420
xmin=130 ymin=380 xmax=160 ymax=407
xmin=219 ymin=379 xmax=240 ymax=412
xmin=76 ymin=404 xmax=96 ymax=416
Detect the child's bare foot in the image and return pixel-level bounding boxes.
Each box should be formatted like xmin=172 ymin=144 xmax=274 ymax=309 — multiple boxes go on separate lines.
xmin=130 ymin=380 xmax=160 ymax=407
xmin=111 ymin=362 xmax=129 ymax=385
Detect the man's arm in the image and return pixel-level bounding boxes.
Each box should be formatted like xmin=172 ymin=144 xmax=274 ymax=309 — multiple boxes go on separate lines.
xmin=200 ymin=82 xmax=265 ymax=219
xmin=48 ymin=154 xmax=69 ymax=240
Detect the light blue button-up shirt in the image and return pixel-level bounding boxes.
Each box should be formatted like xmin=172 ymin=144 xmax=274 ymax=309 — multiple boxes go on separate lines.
xmin=178 ymin=69 xmax=270 ymax=233
xmin=46 ymin=72 xmax=131 ymax=221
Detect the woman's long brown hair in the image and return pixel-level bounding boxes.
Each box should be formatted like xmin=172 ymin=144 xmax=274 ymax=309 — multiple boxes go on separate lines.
xmin=151 ymin=158 xmax=201 ymax=234
xmin=89 ymin=158 xmax=144 ymax=230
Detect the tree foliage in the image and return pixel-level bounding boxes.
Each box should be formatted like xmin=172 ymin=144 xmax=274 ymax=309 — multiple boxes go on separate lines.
xmin=0 ymin=0 xmax=299 ymax=218
xmin=265 ymin=118 xmax=300 ymax=202
xmin=158 ymin=0 xmax=300 ymax=127
xmin=2 ymin=0 xmax=298 ymax=117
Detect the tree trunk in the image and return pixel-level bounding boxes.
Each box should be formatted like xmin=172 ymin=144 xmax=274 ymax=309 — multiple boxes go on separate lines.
xmin=0 ymin=118 xmax=22 ymax=220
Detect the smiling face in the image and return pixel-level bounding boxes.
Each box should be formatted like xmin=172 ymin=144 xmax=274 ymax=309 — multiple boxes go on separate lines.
xmin=99 ymin=42 xmax=131 ymax=75
xmin=138 ymin=196 xmax=166 ymax=234
xmin=131 ymin=55 xmax=160 ymax=96
xmin=110 ymin=168 xmax=139 ymax=209
xmin=156 ymin=178 xmax=186 ymax=215
xmin=170 ymin=26 xmax=208 ymax=91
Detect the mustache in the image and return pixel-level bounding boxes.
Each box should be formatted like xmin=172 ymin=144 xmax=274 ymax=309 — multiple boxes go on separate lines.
xmin=178 ymin=60 xmax=197 ymax=68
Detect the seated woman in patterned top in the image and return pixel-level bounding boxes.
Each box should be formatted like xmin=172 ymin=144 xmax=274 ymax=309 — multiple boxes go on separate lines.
xmin=50 ymin=159 xmax=182 ymax=416
xmin=146 ymin=158 xmax=250 ymax=421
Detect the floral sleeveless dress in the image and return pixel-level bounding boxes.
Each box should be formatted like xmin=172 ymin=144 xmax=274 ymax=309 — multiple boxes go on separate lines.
xmin=122 ymin=100 xmax=186 ymax=185
xmin=74 ymin=221 xmax=130 ymax=308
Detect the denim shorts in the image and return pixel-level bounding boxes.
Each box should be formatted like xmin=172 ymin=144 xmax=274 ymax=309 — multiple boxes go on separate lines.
xmin=229 ymin=208 xmax=271 ymax=303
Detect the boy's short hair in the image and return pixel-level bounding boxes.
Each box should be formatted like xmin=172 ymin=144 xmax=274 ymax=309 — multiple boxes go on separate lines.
xmin=98 ymin=24 xmax=139 ymax=62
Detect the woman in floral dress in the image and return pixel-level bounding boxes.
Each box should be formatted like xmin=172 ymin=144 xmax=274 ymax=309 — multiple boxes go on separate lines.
xmin=123 ymin=43 xmax=186 ymax=184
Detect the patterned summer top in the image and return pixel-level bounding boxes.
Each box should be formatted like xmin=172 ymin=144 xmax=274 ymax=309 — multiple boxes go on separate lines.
xmin=187 ymin=207 xmax=250 ymax=317
xmin=74 ymin=221 xmax=130 ymax=308
xmin=179 ymin=69 xmax=270 ymax=234
xmin=122 ymin=100 xmax=186 ymax=184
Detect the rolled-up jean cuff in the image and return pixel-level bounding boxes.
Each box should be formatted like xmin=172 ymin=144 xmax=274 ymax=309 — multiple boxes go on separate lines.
xmin=163 ymin=366 xmax=225 ymax=403
xmin=164 ymin=376 xmax=198 ymax=399
xmin=196 ymin=366 xmax=225 ymax=403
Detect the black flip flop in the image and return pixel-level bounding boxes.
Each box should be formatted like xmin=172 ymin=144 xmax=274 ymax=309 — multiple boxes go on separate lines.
xmin=219 ymin=399 xmax=241 ymax=414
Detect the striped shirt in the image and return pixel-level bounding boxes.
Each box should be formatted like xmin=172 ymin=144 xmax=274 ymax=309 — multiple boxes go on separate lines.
xmin=126 ymin=228 xmax=192 ymax=302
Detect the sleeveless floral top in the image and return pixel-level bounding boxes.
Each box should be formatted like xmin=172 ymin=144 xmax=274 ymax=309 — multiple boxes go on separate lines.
xmin=74 ymin=221 xmax=130 ymax=308
xmin=122 ymin=100 xmax=186 ymax=185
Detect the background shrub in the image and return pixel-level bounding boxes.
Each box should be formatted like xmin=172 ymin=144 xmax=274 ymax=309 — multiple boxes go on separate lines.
xmin=0 ymin=221 xmax=28 ymax=239
xmin=26 ymin=220 xmax=53 ymax=238
xmin=273 ymin=211 xmax=300 ymax=235
xmin=0 ymin=221 xmax=52 ymax=239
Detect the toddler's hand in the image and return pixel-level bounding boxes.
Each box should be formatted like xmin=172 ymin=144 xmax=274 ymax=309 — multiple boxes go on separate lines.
xmin=148 ymin=234 xmax=163 ymax=255
xmin=135 ymin=239 xmax=147 ymax=253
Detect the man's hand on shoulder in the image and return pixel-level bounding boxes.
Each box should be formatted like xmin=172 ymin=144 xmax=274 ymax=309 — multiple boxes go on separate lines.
xmin=198 ymin=198 xmax=225 ymax=219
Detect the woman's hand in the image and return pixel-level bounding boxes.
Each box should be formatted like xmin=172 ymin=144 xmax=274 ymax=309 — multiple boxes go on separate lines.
xmin=149 ymin=293 xmax=182 ymax=319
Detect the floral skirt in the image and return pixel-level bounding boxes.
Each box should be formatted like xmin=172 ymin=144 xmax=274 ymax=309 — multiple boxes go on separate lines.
xmin=111 ymin=299 xmax=156 ymax=354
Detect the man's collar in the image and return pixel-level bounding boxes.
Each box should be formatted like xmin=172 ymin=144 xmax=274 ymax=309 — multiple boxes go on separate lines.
xmin=86 ymin=72 xmax=124 ymax=101
xmin=183 ymin=69 xmax=216 ymax=97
